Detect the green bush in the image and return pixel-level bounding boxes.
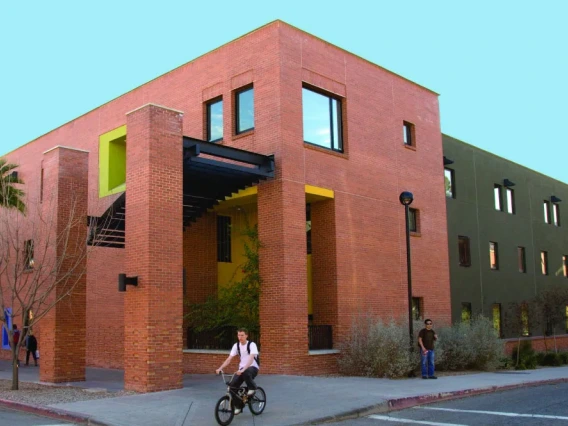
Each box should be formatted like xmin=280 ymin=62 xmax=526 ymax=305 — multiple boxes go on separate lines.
xmin=541 ymin=352 xmax=563 ymax=366
xmin=512 ymin=340 xmax=537 ymax=370
xmin=338 ymin=317 xmax=415 ymax=378
xmin=436 ymin=315 xmax=504 ymax=371
xmin=560 ymin=352 xmax=568 ymax=364
xmin=536 ymin=352 xmax=547 ymax=365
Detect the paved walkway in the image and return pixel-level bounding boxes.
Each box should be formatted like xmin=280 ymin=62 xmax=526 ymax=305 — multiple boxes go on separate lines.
xmin=1 ymin=360 xmax=568 ymax=425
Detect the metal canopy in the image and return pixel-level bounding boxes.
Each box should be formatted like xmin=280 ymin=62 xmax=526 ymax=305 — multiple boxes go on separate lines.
xmin=88 ymin=138 xmax=274 ymax=248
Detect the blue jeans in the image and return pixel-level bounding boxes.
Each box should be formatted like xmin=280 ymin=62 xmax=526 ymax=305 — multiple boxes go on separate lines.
xmin=420 ymin=350 xmax=435 ymax=377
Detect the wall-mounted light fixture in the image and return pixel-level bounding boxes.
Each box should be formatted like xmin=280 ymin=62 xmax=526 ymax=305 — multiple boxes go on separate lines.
xmin=443 ymin=156 xmax=454 ymax=166
xmin=118 ymin=274 xmax=138 ymax=292
xmin=503 ymin=179 xmax=516 ymax=187
xmin=551 ymin=195 xmax=562 ymax=203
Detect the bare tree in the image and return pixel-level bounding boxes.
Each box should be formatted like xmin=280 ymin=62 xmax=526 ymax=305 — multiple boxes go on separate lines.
xmin=0 ymin=186 xmax=105 ymax=390
xmin=503 ymin=300 xmax=533 ymax=367
xmin=532 ymin=286 xmax=568 ymax=353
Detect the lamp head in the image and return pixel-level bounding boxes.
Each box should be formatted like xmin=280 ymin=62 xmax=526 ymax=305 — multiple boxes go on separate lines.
xmin=399 ymin=191 xmax=414 ymax=206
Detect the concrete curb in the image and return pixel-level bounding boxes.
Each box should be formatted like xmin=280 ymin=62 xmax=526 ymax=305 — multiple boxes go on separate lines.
xmin=0 ymin=398 xmax=111 ymax=426
xmin=297 ymin=377 xmax=568 ymax=425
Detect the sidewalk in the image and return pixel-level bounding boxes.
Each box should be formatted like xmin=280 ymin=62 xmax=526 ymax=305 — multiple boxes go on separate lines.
xmin=1 ymin=360 xmax=568 ymax=426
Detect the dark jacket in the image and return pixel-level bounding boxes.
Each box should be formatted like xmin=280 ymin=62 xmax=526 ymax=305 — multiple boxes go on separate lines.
xmin=26 ymin=335 xmax=37 ymax=352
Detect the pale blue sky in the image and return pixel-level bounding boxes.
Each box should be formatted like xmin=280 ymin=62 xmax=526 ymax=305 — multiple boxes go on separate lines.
xmin=1 ymin=1 xmax=566 ymax=183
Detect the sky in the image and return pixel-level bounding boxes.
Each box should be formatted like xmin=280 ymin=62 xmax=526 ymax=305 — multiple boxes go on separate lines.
xmin=1 ymin=1 xmax=566 ymax=183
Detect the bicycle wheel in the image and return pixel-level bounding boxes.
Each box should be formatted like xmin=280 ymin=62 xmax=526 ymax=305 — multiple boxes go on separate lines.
xmin=214 ymin=395 xmax=234 ymax=425
xmin=248 ymin=386 xmax=266 ymax=415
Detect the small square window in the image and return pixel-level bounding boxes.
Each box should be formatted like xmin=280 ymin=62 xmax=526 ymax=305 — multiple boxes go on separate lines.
xmin=408 ymin=208 xmax=419 ymax=233
xmin=235 ymin=86 xmax=254 ymax=134
xmin=541 ymin=251 xmax=548 ymax=275
xmin=461 ymin=302 xmax=472 ymax=323
xmin=403 ymin=121 xmax=414 ymax=146
xmin=489 ymin=242 xmax=499 ymax=270
xmin=206 ymin=97 xmax=223 ymax=142
xmin=445 ymin=168 xmax=455 ymax=198
xmin=544 ymin=200 xmax=551 ymax=224
xmin=458 ymin=236 xmax=471 ymax=267
xmin=494 ymin=185 xmax=503 ymax=211
xmin=553 ymin=203 xmax=561 ymax=227
xmin=518 ymin=247 xmax=526 ymax=273
xmin=506 ymin=188 xmax=515 ymax=214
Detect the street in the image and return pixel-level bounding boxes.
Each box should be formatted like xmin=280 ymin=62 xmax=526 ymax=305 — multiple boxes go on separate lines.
xmin=327 ymin=382 xmax=568 ymax=425
xmin=0 ymin=408 xmax=74 ymax=426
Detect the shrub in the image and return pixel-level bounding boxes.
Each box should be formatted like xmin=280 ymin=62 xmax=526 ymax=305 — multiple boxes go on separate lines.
xmin=436 ymin=315 xmax=504 ymax=371
xmin=560 ymin=352 xmax=568 ymax=364
xmin=338 ymin=316 xmax=415 ymax=378
xmin=541 ymin=352 xmax=563 ymax=366
xmin=536 ymin=352 xmax=547 ymax=365
xmin=512 ymin=340 xmax=537 ymax=370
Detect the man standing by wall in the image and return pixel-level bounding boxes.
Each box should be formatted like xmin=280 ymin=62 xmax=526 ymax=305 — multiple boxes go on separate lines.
xmin=418 ymin=319 xmax=437 ymax=379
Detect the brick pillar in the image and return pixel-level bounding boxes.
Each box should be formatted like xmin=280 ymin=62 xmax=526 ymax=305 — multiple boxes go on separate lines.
xmin=124 ymin=104 xmax=184 ymax=392
xmin=258 ymin=180 xmax=308 ymax=374
xmin=311 ymin=200 xmax=338 ymax=344
xmin=40 ymin=146 xmax=89 ymax=383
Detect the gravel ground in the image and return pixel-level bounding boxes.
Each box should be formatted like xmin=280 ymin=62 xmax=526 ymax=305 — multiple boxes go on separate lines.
xmin=0 ymin=379 xmax=135 ymax=406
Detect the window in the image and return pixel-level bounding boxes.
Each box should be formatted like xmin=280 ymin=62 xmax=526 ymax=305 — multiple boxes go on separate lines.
xmin=541 ymin=251 xmax=548 ymax=275
xmin=217 ymin=216 xmax=231 ymax=262
xmin=412 ymin=297 xmax=422 ymax=320
xmin=306 ymin=204 xmax=312 ymax=255
xmin=566 ymin=305 xmax=568 ymax=333
xmin=521 ymin=303 xmax=530 ymax=336
xmin=492 ymin=303 xmax=502 ymax=337
xmin=408 ymin=208 xmax=418 ymax=233
xmin=563 ymin=255 xmax=567 ymax=278
xmin=302 ymin=87 xmax=343 ymax=152
xmin=403 ymin=121 xmax=415 ymax=146
xmin=98 ymin=125 xmax=127 ymax=197
xmin=206 ymin=97 xmax=223 ymax=142
xmin=494 ymin=185 xmax=503 ymax=211
xmin=458 ymin=236 xmax=471 ymax=267
xmin=489 ymin=242 xmax=499 ymax=270
xmin=24 ymin=240 xmax=34 ymax=270
xmin=461 ymin=302 xmax=472 ymax=323
xmin=506 ymin=188 xmax=515 ymax=214
xmin=553 ymin=203 xmax=561 ymax=227
xmin=518 ymin=247 xmax=526 ymax=273
xmin=544 ymin=200 xmax=551 ymax=224
xmin=235 ymin=86 xmax=254 ymax=134
xmin=444 ymin=168 xmax=455 ymax=198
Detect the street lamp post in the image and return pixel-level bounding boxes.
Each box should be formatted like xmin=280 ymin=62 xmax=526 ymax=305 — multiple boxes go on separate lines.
xmin=399 ymin=191 xmax=414 ymax=354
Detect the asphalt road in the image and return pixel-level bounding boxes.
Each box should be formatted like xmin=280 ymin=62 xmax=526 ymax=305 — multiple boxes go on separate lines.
xmin=327 ymin=382 xmax=568 ymax=425
xmin=0 ymin=407 xmax=74 ymax=426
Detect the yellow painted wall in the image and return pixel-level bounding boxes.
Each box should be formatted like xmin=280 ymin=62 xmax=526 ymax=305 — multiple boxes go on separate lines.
xmin=99 ymin=125 xmax=127 ymax=197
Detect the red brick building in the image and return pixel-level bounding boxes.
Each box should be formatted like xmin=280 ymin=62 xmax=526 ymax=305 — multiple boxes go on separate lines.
xmin=2 ymin=21 xmax=450 ymax=392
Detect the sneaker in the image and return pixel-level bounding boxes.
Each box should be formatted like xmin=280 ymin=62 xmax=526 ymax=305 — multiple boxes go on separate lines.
xmin=247 ymin=389 xmax=256 ymax=396
xmin=422 ymin=376 xmax=428 ymax=379
xmin=428 ymin=376 xmax=438 ymax=379
xmin=234 ymin=408 xmax=241 ymax=415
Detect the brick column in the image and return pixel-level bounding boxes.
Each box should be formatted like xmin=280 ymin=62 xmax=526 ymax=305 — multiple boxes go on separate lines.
xmin=258 ymin=180 xmax=308 ymax=374
xmin=124 ymin=104 xmax=184 ymax=392
xmin=311 ymin=200 xmax=338 ymax=343
xmin=40 ymin=147 xmax=89 ymax=383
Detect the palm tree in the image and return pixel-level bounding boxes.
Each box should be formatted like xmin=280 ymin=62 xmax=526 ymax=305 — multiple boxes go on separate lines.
xmin=0 ymin=158 xmax=25 ymax=214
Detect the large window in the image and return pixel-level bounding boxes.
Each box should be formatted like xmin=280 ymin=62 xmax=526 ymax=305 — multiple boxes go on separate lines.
xmin=458 ymin=236 xmax=471 ymax=267
xmin=492 ymin=303 xmax=502 ymax=337
xmin=553 ymin=203 xmax=561 ymax=227
xmin=206 ymin=97 xmax=223 ymax=142
xmin=302 ymin=87 xmax=343 ymax=152
xmin=506 ymin=188 xmax=515 ymax=214
xmin=541 ymin=251 xmax=548 ymax=275
xmin=489 ymin=242 xmax=499 ymax=270
xmin=544 ymin=200 xmax=551 ymax=224
xmin=217 ymin=216 xmax=231 ymax=262
xmin=235 ymin=86 xmax=254 ymax=134
xmin=494 ymin=185 xmax=503 ymax=211
xmin=518 ymin=247 xmax=526 ymax=273
xmin=461 ymin=302 xmax=472 ymax=323
xmin=445 ymin=168 xmax=455 ymax=198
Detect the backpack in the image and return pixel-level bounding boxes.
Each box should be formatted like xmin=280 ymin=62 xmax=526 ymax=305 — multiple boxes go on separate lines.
xmin=236 ymin=341 xmax=260 ymax=366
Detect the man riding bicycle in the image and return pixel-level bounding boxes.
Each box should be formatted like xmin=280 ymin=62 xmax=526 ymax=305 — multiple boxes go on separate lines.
xmin=216 ymin=328 xmax=259 ymax=415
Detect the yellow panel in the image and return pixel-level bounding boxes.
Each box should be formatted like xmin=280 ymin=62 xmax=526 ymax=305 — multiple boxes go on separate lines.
xmin=99 ymin=125 xmax=127 ymax=197
xmin=215 ymin=186 xmax=258 ymax=211
xmin=305 ymin=184 xmax=334 ymax=203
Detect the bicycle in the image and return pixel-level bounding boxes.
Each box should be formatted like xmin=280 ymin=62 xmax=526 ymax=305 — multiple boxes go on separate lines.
xmin=214 ymin=370 xmax=267 ymax=425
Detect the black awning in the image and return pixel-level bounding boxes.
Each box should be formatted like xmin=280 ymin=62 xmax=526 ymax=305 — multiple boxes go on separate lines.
xmin=88 ymin=138 xmax=274 ymax=248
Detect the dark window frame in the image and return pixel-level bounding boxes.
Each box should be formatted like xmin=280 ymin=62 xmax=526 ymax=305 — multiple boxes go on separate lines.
xmin=235 ymin=85 xmax=254 ymax=135
xmin=302 ymin=85 xmax=344 ymax=153
xmin=206 ymin=96 xmax=223 ymax=142
xmin=444 ymin=168 xmax=456 ymax=199
xmin=518 ymin=246 xmax=527 ymax=273
xmin=216 ymin=216 xmax=232 ymax=263
xmin=494 ymin=184 xmax=503 ymax=211
xmin=411 ymin=297 xmax=423 ymax=321
xmin=408 ymin=208 xmax=419 ymax=233
xmin=403 ymin=121 xmax=415 ymax=146
xmin=458 ymin=236 xmax=471 ymax=267
xmin=489 ymin=241 xmax=499 ymax=270
xmin=306 ymin=203 xmax=312 ymax=255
